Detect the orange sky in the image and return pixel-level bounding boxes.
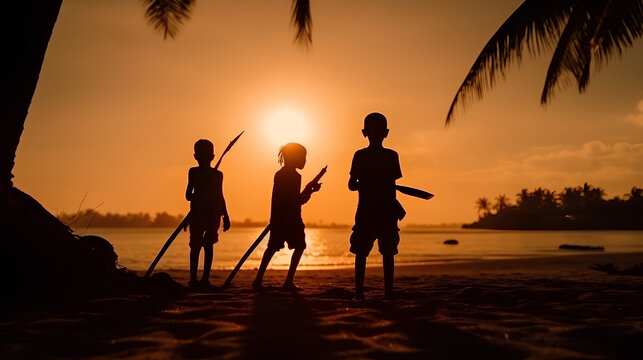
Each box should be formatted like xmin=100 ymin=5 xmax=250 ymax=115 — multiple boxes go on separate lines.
xmin=14 ymin=0 xmax=643 ymax=224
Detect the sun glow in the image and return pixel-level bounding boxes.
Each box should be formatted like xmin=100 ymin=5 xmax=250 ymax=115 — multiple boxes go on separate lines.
xmin=263 ymin=107 xmax=311 ymax=148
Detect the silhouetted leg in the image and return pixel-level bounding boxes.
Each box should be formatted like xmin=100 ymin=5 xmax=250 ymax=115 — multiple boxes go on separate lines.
xmin=189 ymin=247 xmax=201 ymax=285
xmin=201 ymin=244 xmax=213 ymax=283
xmin=253 ymin=248 xmax=277 ymax=288
xmin=383 ymin=254 xmax=394 ymax=299
xmin=284 ymin=248 xmax=304 ymax=287
xmin=355 ymin=255 xmax=366 ymax=300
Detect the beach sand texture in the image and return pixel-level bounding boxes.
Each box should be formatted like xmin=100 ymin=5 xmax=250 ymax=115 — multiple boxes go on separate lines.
xmin=1 ymin=252 xmax=642 ymax=359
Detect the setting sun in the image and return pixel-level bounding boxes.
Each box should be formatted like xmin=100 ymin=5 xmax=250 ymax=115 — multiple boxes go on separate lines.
xmin=262 ymin=107 xmax=311 ymax=148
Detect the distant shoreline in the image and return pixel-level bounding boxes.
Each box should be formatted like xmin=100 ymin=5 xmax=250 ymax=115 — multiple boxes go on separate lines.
xmin=462 ymin=224 xmax=643 ymax=231
xmin=58 ymin=210 xmax=465 ymax=230
xmin=464 ymin=184 xmax=642 ymax=230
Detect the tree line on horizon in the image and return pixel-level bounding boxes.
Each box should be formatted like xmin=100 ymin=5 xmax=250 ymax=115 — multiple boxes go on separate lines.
xmin=57 ymin=210 xmax=352 ymax=230
xmin=465 ymin=183 xmax=643 ymax=230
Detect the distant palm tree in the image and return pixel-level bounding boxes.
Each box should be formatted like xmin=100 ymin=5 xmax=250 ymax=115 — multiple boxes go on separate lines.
xmin=543 ymin=189 xmax=557 ymax=208
xmin=581 ymin=182 xmax=605 ymax=202
xmin=560 ymin=186 xmax=583 ymax=210
xmin=1 ymin=0 xmax=311 ymax=192
xmin=627 ymin=186 xmax=642 ymax=200
xmin=446 ymin=0 xmax=643 ymax=124
xmin=476 ymin=197 xmax=491 ymax=218
xmin=493 ymin=194 xmax=510 ymax=212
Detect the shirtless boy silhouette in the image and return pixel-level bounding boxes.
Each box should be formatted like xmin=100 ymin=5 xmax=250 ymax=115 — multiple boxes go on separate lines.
xmin=185 ymin=139 xmax=230 ymax=288
xmin=348 ymin=113 xmax=404 ymax=300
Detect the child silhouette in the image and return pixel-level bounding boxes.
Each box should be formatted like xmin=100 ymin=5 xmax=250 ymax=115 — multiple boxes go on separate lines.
xmin=348 ymin=113 xmax=404 ymax=300
xmin=253 ymin=143 xmax=321 ymax=292
xmin=185 ymin=139 xmax=230 ymax=288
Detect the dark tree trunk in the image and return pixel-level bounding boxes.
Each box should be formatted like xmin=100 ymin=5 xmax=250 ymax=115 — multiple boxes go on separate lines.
xmin=1 ymin=0 xmax=63 ymax=190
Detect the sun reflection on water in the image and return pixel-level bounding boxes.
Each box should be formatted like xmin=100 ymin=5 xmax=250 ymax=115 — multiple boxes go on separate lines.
xmin=242 ymin=228 xmax=355 ymax=270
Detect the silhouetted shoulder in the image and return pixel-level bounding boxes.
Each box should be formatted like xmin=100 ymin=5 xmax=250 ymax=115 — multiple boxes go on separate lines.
xmin=354 ymin=147 xmax=368 ymax=156
xmin=383 ymin=147 xmax=399 ymax=157
xmin=274 ymin=167 xmax=301 ymax=182
xmin=351 ymin=147 xmax=402 ymax=180
xmin=187 ymin=167 xmax=198 ymax=181
xmin=350 ymin=148 xmax=368 ymax=175
xmin=353 ymin=147 xmax=399 ymax=159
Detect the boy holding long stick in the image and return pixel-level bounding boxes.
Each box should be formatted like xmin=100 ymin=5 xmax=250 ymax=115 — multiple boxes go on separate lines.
xmin=252 ymin=143 xmax=322 ymax=291
xmin=185 ymin=139 xmax=231 ymax=288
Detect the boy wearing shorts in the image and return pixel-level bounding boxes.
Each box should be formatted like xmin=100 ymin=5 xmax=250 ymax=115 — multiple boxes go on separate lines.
xmin=348 ymin=113 xmax=404 ymax=300
xmin=185 ymin=139 xmax=230 ymax=288
xmin=252 ymin=143 xmax=321 ymax=292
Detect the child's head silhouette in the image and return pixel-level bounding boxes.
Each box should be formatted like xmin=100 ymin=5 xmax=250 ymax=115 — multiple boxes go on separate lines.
xmin=194 ymin=139 xmax=215 ymax=165
xmin=362 ymin=112 xmax=389 ymax=143
xmin=278 ymin=143 xmax=307 ymax=169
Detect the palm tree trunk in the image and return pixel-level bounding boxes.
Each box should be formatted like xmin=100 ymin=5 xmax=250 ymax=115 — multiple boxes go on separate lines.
xmin=1 ymin=0 xmax=63 ymax=190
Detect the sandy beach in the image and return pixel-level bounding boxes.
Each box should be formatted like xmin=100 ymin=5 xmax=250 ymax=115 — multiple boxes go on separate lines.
xmin=1 ymin=252 xmax=642 ymax=359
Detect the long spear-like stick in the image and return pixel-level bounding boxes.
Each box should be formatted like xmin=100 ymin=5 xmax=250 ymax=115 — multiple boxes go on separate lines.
xmin=144 ymin=131 xmax=244 ymax=278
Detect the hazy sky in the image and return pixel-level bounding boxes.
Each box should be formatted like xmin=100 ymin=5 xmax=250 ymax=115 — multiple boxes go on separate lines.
xmin=14 ymin=0 xmax=643 ymax=224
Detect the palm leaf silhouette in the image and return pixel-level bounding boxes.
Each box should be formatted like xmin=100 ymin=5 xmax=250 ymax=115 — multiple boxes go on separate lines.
xmin=142 ymin=0 xmax=195 ymax=39
xmin=292 ymin=0 xmax=313 ymax=47
xmin=141 ymin=0 xmax=313 ymax=47
xmin=446 ymin=0 xmax=643 ymax=125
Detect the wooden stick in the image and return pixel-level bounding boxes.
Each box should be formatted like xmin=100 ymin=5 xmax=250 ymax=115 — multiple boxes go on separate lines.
xmin=222 ymin=225 xmax=271 ymax=289
xmin=144 ymin=214 xmax=190 ymax=278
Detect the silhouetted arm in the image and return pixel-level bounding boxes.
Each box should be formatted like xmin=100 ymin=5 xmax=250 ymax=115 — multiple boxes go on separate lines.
xmin=348 ymin=175 xmax=359 ymax=191
xmin=301 ymin=167 xmax=326 ymax=204
xmin=300 ymin=190 xmax=312 ymax=205
xmin=222 ymin=198 xmax=229 ymax=220
xmin=300 ymin=181 xmax=321 ymax=204
xmin=348 ymin=152 xmax=360 ymax=191
xmin=185 ymin=169 xmax=194 ymax=201
xmin=392 ymin=151 xmax=402 ymax=181
xmin=220 ymin=172 xmax=230 ymax=231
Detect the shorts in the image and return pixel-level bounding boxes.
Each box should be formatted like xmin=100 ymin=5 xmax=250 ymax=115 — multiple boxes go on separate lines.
xmin=189 ymin=213 xmax=220 ymax=249
xmin=349 ymin=211 xmax=400 ymax=256
xmin=267 ymin=228 xmax=306 ymax=251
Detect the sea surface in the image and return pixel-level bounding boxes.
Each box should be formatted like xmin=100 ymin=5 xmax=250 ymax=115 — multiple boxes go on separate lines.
xmin=80 ymin=227 xmax=643 ymax=271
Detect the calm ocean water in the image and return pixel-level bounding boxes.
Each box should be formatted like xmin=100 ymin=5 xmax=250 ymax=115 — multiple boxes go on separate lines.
xmin=81 ymin=227 xmax=643 ymax=271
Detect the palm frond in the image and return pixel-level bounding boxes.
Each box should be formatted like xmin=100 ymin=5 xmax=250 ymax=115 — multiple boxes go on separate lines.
xmin=592 ymin=0 xmax=643 ymax=66
xmin=446 ymin=0 xmax=575 ymax=125
xmin=540 ymin=2 xmax=598 ymax=103
xmin=142 ymin=0 xmax=195 ymax=39
xmin=291 ymin=0 xmax=312 ymax=48
xmin=539 ymin=1 xmax=641 ymax=103
xmin=540 ymin=0 xmax=643 ymax=104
